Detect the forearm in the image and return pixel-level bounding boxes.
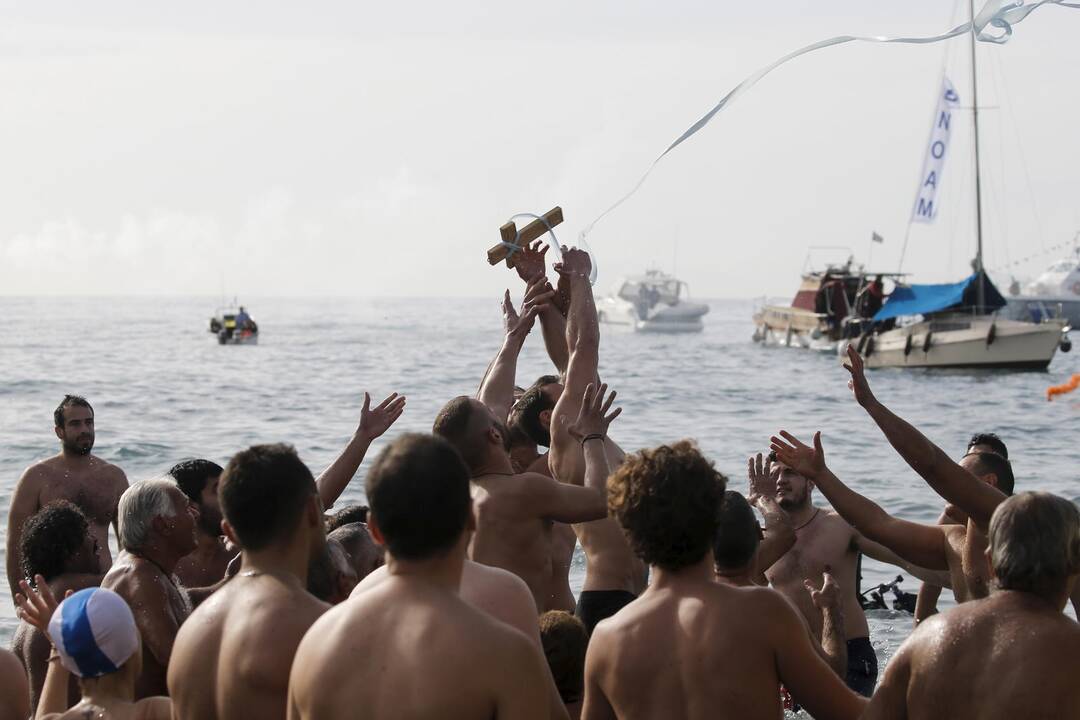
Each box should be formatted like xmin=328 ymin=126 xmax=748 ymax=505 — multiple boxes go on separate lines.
xmin=914 ymin=582 xmax=942 ymax=625
xmin=566 ymin=275 xmax=599 ymax=356
xmin=810 ymin=468 xmax=893 ymax=538
xmin=582 ymin=440 xmax=610 ymax=497
xmin=477 ymin=336 xmax=525 ymax=422
xmin=819 ymin=605 xmax=847 ymax=678
xmin=36 ymin=652 xmax=71 ymax=718
xmin=754 ymin=499 xmax=795 ymax=573
xmin=315 ymin=433 xmax=374 ymax=510
xmin=864 ymin=401 xmax=949 ymax=488
xmin=538 ymin=307 xmax=569 ymax=376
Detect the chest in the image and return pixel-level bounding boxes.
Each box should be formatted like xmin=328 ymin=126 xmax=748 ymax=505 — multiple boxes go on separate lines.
xmin=769 ymin=525 xmax=853 ymax=585
xmin=39 ymin=472 xmax=119 ymax=525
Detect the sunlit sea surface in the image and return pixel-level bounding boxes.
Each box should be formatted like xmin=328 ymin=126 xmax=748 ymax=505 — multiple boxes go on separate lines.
xmin=3 ymin=296 xmax=1078 ymax=690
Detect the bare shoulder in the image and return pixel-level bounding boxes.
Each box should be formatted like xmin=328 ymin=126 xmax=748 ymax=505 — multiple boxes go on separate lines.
xmin=465 ymin=559 xmax=532 ymax=595
xmin=820 ymin=510 xmax=858 ymax=537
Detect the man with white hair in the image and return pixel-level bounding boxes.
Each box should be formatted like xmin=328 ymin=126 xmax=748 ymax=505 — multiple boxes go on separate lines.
xmin=102 ymin=478 xmax=199 ymax=699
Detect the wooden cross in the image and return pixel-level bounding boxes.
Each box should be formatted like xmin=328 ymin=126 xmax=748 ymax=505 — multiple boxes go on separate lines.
xmin=486 ymin=207 xmax=564 ymax=268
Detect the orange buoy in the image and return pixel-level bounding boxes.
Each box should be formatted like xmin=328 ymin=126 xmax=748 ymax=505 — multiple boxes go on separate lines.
xmin=1047 ymin=374 xmax=1080 ymax=401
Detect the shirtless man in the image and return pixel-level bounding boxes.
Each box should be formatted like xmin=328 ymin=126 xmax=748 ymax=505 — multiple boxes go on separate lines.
xmin=762 ymin=434 xmax=953 ymax=696
xmin=306 ymin=537 xmax=357 ymax=604
xmin=582 ymin=440 xmax=866 ymax=720
xmin=865 ymin=492 xmax=1080 ymax=719
xmin=12 ymin=501 xmax=103 ymax=712
xmin=170 ymin=459 xmax=233 ymax=589
xmin=289 ymin=433 xmax=551 ymax=720
xmin=7 ymin=395 xmax=128 ymax=599
xmin=0 ymin=648 xmax=29 ymax=720
xmin=545 ymin=247 xmax=646 ymax=632
xmin=168 ymin=444 xmax=329 ymax=720
xmin=432 ymin=383 xmax=615 ymax=611
xmin=102 ymin=478 xmax=199 ymax=698
xmin=328 ymin=522 xmax=383 ymax=583
xmin=15 ymin=582 xmax=171 ymax=720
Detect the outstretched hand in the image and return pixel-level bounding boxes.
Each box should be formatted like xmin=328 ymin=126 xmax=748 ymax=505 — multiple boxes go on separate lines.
xmin=15 ymin=576 xmax=67 ymax=636
xmin=805 ymin=568 xmax=842 ymax=611
xmin=769 ymin=430 xmax=827 ymax=480
xmin=566 ymin=383 xmax=621 ymax=442
xmin=747 ymin=452 xmax=780 ymax=504
xmin=844 ymin=345 xmax=877 ymax=408
xmin=513 ymin=240 xmax=549 ymax=284
xmin=357 ymin=392 xmax=406 ymax=442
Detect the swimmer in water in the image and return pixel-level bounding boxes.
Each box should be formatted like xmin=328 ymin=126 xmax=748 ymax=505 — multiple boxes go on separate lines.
xmin=101 ymin=479 xmax=200 ymax=699
xmin=7 ymin=396 xmax=129 ymax=601
xmin=289 ymin=433 xmax=553 ymax=720
xmin=864 ymin=492 xmax=1080 ymax=719
xmin=168 ymin=444 xmax=330 ymax=720
xmin=582 ymin=440 xmax=866 ymax=720
xmin=15 ymin=583 xmax=171 ymax=720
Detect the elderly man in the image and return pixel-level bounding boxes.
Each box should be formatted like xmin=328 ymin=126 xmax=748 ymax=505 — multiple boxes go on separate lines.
xmin=102 ymin=478 xmax=199 ymax=698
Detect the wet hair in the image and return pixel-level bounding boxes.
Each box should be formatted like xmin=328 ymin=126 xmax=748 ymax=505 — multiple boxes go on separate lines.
xmin=328 ymin=522 xmax=383 ymax=581
xmin=512 ymin=387 xmax=556 ymax=448
xmin=713 ymin=491 xmax=761 ymax=571
xmin=432 ymin=396 xmax=488 ymax=472
xmin=306 ymin=538 xmax=350 ymax=603
xmin=118 ymin=478 xmax=180 ymax=552
xmin=20 ymin=501 xmax=90 ymax=582
xmin=326 ymin=504 xmax=369 ymax=532
xmin=54 ymin=395 xmax=93 ymax=428
xmin=169 ymin=459 xmax=224 ymax=505
xmin=989 ymin=492 xmax=1080 ymax=600
xmin=365 ymin=433 xmax=471 ymax=561
xmin=538 ymin=611 xmax=588 ymax=705
xmin=608 ymin=440 xmax=727 ymax=571
xmin=967 ymin=432 xmax=1008 ymax=460
xmin=220 ymin=444 xmax=316 ymax=551
xmin=965 ymin=451 xmax=1015 ymax=495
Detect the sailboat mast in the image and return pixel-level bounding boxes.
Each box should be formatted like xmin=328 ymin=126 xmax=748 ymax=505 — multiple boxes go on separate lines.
xmin=969 ymin=0 xmax=986 ymax=309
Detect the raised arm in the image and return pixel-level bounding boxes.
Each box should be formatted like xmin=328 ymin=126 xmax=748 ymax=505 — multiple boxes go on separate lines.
xmin=548 ymin=248 xmax=603 ymax=484
xmin=770 ymin=431 xmax=951 ymax=572
xmin=531 ymin=384 xmax=620 ymax=523
xmin=805 ymin=571 xmax=848 ymax=678
xmin=511 ymin=241 xmax=569 ymax=375
xmin=315 ymin=392 xmax=405 ymax=510
xmin=844 ymin=346 xmax=1004 ymax=532
xmin=747 ymin=454 xmax=795 ymax=577
xmin=477 ymin=281 xmax=551 ymax=421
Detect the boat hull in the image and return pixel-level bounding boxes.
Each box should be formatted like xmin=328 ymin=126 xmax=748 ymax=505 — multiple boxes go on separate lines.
xmin=860 ymin=317 xmax=1064 ymax=370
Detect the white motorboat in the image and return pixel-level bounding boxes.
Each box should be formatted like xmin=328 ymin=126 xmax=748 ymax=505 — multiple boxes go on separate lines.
xmin=597 ymin=270 xmax=709 ymax=333
xmin=1004 ymin=238 xmax=1080 ymax=327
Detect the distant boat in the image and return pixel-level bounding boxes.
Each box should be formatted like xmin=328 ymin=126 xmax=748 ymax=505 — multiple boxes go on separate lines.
xmin=209 ymin=305 xmax=259 ymax=345
xmin=1004 ymin=234 xmax=1080 ymax=328
xmin=597 ymin=270 xmax=709 ymax=333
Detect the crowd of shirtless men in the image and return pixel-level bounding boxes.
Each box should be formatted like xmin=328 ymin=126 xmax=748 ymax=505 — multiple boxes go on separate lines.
xmin=2 ymin=242 xmax=1079 ymax=720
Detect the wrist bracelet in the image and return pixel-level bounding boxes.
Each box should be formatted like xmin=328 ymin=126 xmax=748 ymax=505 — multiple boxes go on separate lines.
xmin=581 ymin=433 xmax=605 ymax=445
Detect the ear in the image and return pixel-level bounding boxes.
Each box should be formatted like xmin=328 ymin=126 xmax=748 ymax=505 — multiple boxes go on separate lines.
xmin=54 ymin=426 xmax=64 ymax=441
xmin=539 ymin=409 xmax=552 ymax=429
xmin=367 ymin=515 xmax=388 ymax=549
xmin=151 ymin=514 xmax=171 ymax=536
xmin=984 ymin=545 xmax=997 ymax=582
xmin=221 ymin=520 xmax=240 ymax=547
xmin=983 ymin=474 xmax=999 ymax=489
xmin=306 ymin=495 xmax=322 ymax=527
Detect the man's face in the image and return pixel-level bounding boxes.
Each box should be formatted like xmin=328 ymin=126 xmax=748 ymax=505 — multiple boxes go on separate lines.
xmin=68 ymin=531 xmax=103 ymax=575
xmin=197 ymin=474 xmax=224 ymax=537
xmin=775 ymin=464 xmax=811 ymax=511
xmin=959 ymin=454 xmax=997 ymax=488
xmin=56 ymin=406 xmax=95 ymax=456
xmin=165 ymin=487 xmax=200 ymax=555
xmin=473 ymin=399 xmax=512 ymax=453
xmin=539 ymin=384 xmax=563 ymax=432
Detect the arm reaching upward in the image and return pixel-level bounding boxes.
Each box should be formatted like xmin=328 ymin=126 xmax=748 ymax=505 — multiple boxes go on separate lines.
xmin=511 ymin=241 xmax=569 ymax=375
xmin=477 ymin=282 xmax=551 ymax=422
xmin=747 ymin=454 xmax=794 ymax=576
xmin=844 ymin=346 xmax=1005 ymax=533
xmin=315 ymin=392 xmax=405 ymax=510
xmin=770 ymin=431 xmax=951 ymax=572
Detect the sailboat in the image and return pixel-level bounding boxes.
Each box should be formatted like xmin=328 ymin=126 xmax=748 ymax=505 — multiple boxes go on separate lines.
xmin=856 ymin=2 xmax=1069 ymax=370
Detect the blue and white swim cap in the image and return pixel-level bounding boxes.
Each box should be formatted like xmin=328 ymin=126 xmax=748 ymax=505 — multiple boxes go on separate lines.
xmin=47 ymin=587 xmax=139 ymax=679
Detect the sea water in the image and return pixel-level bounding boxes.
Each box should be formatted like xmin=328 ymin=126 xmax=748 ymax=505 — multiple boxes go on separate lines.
xmin=2 ymin=295 xmax=1078 ymax=671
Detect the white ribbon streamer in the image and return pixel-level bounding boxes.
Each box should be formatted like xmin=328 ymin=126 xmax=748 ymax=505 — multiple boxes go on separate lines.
xmin=579 ymin=0 xmax=1080 ymax=243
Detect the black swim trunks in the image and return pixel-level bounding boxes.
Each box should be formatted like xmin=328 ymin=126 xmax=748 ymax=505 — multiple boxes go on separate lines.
xmin=845 ymin=636 xmax=878 ymax=697
xmin=575 ymin=590 xmax=637 ymax=635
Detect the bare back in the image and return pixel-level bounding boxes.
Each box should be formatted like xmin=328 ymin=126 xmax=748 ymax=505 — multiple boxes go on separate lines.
xmin=168 ymin=574 xmax=328 ymax=720
xmin=289 ymin=577 xmax=549 ymax=720
xmin=765 ymin=511 xmax=869 ymax=640
xmin=583 ymin=578 xmax=864 ymax=720
xmin=866 ymin=592 xmax=1080 ymax=720
xmin=470 ymin=473 xmax=557 ymax=610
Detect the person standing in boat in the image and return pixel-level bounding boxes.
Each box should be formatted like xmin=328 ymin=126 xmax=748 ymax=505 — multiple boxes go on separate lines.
xmin=235 ymin=306 xmax=253 ymax=331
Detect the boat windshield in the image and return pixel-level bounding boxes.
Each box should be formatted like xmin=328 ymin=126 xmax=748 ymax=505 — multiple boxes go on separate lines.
xmin=618 ymin=279 xmax=683 ymax=305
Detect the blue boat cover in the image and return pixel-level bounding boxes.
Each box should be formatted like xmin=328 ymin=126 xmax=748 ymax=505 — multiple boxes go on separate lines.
xmin=873 ymin=272 xmax=1006 ymax=322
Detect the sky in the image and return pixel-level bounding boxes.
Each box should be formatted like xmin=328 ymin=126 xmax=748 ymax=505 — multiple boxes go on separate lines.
xmin=2 ymin=0 xmax=1078 ymax=299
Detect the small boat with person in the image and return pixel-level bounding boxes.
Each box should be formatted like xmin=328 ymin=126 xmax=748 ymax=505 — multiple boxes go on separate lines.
xmin=597 ymin=270 xmax=709 ymax=333
xmin=209 ymin=305 xmax=259 ymax=345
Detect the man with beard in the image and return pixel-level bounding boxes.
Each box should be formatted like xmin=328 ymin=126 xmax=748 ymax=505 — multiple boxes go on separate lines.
xmin=102 ymin=478 xmax=200 ymax=698
xmin=168 ymin=444 xmax=330 ymax=720
xmin=170 ymin=460 xmax=233 ymax=589
xmin=7 ymin=395 xmax=129 ymax=600
xmin=755 ymin=445 xmax=950 ymax=698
